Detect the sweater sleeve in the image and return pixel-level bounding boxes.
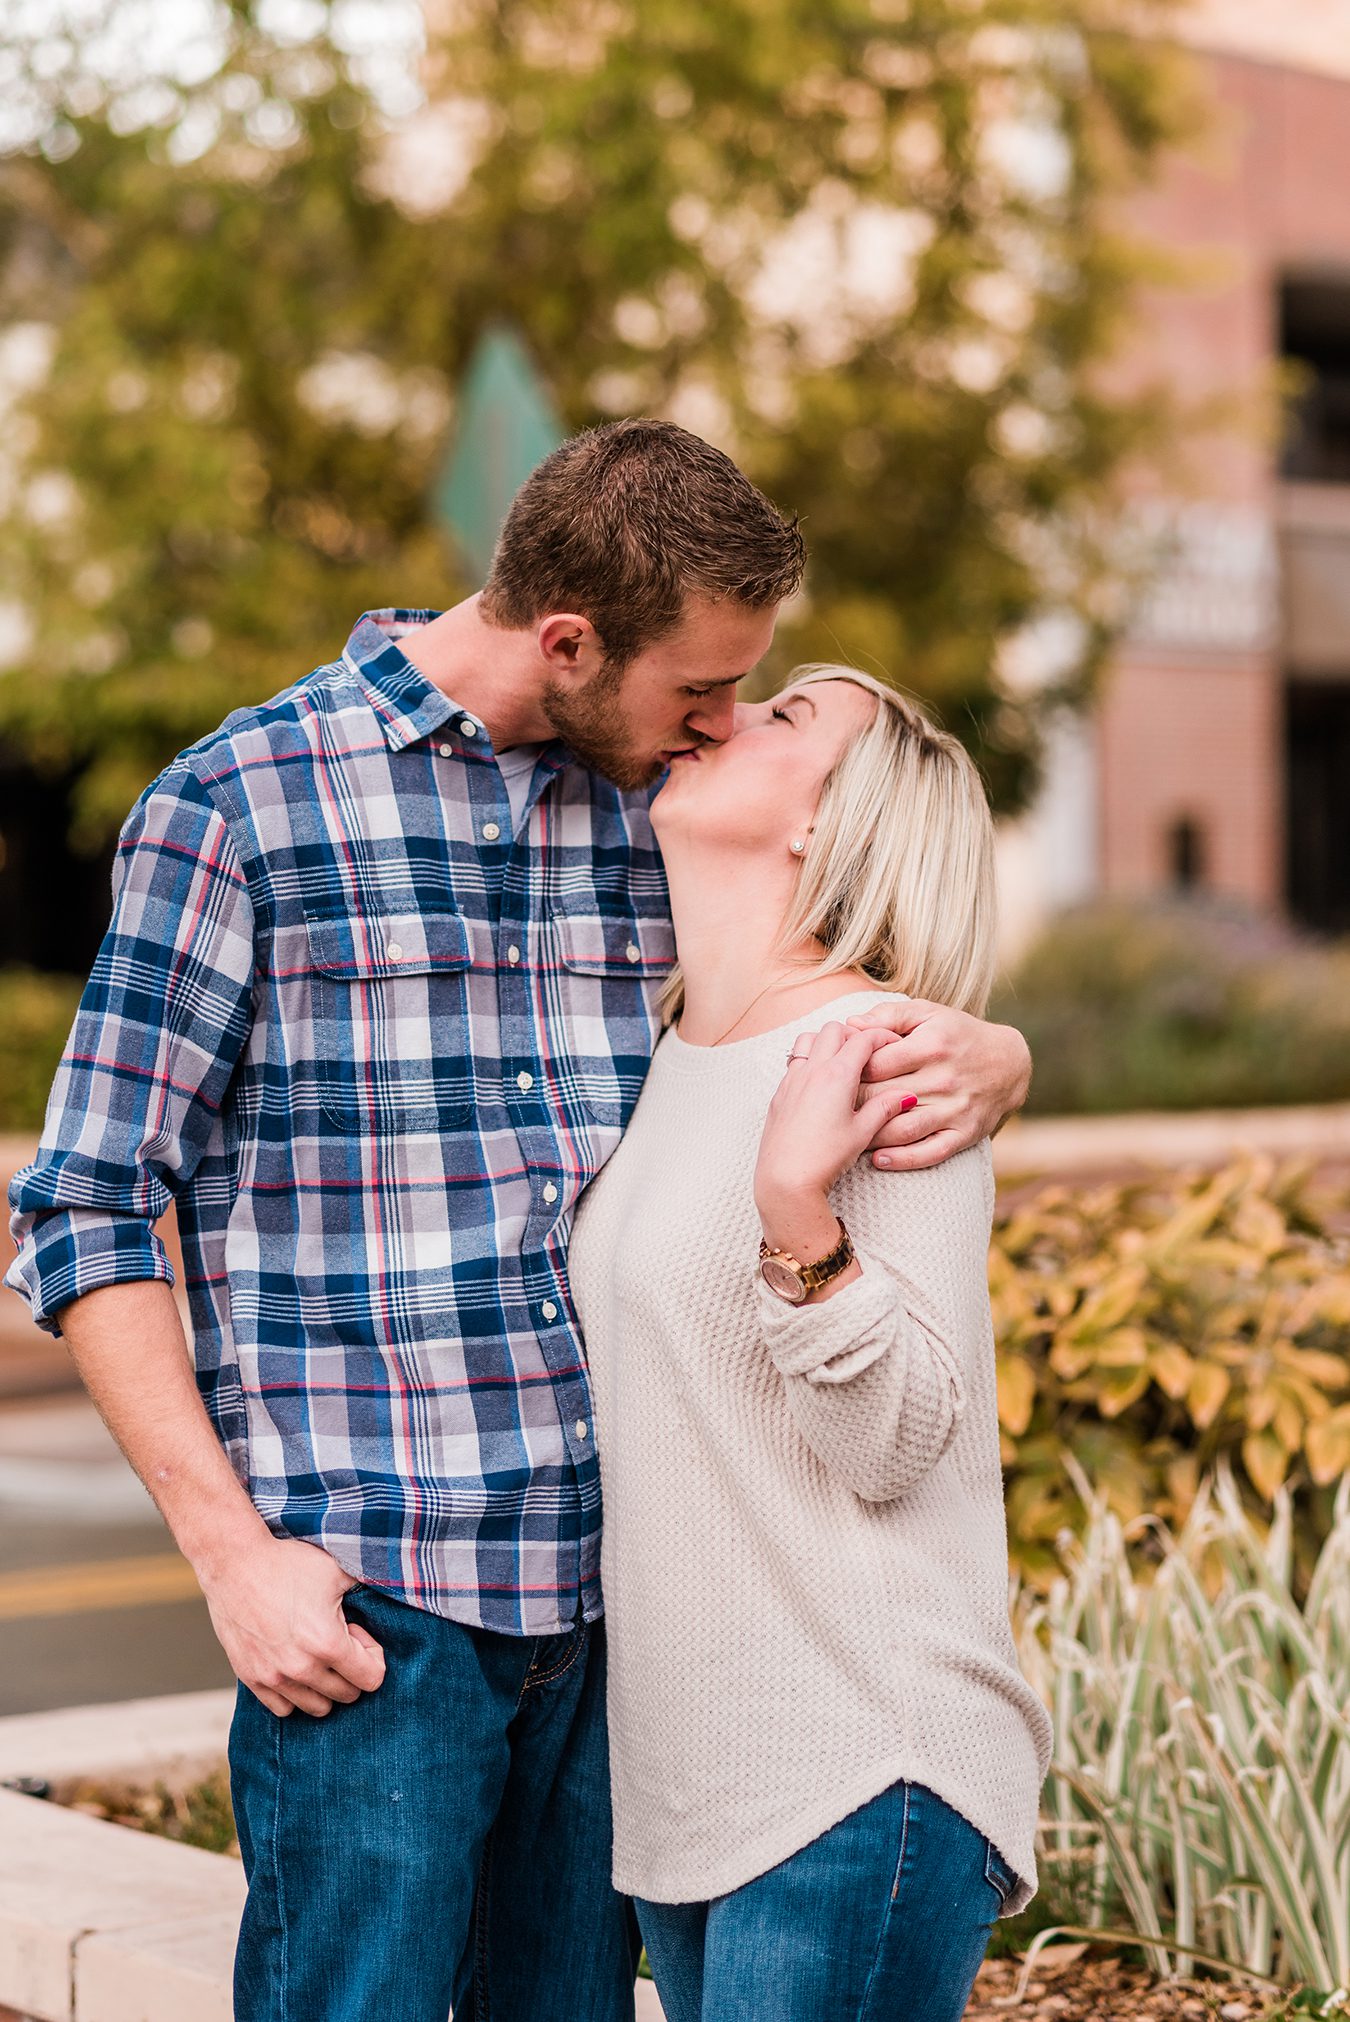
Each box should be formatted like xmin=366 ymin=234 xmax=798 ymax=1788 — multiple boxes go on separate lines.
xmin=755 ymin=1142 xmax=994 ymax=1501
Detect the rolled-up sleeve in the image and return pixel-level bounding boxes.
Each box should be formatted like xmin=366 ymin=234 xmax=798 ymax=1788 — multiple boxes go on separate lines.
xmin=5 ymin=762 xmax=256 ymax=1334
xmin=755 ymin=1148 xmax=995 ymax=1501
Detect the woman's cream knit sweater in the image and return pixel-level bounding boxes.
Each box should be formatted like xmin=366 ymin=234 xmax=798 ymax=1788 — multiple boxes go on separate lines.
xmin=568 ymin=989 xmax=1052 ymax=1910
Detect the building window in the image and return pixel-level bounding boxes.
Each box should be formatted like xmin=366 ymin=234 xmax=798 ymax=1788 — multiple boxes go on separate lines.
xmin=1287 ymin=681 xmax=1350 ymax=934
xmin=1281 ymin=276 xmax=1350 ymax=484
xmin=1167 ymin=815 xmax=1207 ymax=891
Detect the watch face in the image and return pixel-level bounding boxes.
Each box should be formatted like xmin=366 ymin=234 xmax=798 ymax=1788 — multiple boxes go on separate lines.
xmin=761 ymin=1256 xmax=807 ymax=1304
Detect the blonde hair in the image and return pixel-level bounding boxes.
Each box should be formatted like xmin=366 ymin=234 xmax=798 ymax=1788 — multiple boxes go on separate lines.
xmin=661 ymin=664 xmax=998 ymax=1022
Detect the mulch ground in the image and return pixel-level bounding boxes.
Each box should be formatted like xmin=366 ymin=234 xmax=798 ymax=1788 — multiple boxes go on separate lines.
xmin=965 ymin=1948 xmax=1286 ymax=2020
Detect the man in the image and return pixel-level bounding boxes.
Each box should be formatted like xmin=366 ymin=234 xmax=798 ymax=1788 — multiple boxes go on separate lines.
xmin=7 ymin=419 xmax=1030 ymax=2021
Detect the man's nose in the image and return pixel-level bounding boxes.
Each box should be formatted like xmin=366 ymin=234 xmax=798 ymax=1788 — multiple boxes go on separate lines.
xmin=688 ymin=689 xmax=739 ymax=743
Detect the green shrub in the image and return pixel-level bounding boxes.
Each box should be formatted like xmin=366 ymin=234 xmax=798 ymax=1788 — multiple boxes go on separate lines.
xmin=993 ymin=900 xmax=1350 ymax=1115
xmin=0 ymin=968 xmax=83 ymax=1133
xmin=991 ymin=1159 xmax=1350 ymax=1587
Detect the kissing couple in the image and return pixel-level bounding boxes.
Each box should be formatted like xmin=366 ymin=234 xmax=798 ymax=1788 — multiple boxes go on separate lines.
xmin=9 ymin=418 xmax=1050 ymax=2021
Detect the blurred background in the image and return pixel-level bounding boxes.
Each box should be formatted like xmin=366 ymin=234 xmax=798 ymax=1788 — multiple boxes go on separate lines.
xmin=3 ymin=0 xmax=1350 ymax=1134
xmin=1 ymin=0 xmax=1349 ymax=1714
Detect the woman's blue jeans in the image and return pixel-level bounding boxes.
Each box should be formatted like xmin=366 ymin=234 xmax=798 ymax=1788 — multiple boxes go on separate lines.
xmin=636 ymin=1780 xmax=1017 ymax=2022
xmin=230 ymin=1585 xmax=639 ymax=2022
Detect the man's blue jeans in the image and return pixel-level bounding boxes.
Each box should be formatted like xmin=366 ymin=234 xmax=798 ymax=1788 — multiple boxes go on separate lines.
xmin=636 ymin=1780 xmax=1018 ymax=2022
xmin=230 ymin=1585 xmax=639 ymax=2022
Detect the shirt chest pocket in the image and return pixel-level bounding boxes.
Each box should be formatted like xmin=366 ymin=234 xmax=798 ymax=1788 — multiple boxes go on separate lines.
xmin=304 ymin=907 xmax=474 ymax=1133
xmin=551 ymin=905 xmax=674 ymax=1126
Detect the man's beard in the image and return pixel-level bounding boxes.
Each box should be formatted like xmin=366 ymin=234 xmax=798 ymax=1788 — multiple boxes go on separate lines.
xmin=540 ymin=662 xmax=664 ymax=792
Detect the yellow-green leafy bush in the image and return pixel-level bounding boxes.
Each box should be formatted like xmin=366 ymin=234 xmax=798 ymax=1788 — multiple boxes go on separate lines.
xmin=0 ymin=969 xmax=82 ymax=1133
xmin=991 ymin=1159 xmax=1350 ymax=1583
xmin=992 ymin=900 xmax=1350 ymax=1115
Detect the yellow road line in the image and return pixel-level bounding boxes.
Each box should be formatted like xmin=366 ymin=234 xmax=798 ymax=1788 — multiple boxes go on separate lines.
xmin=0 ymin=1553 xmax=202 ymax=1621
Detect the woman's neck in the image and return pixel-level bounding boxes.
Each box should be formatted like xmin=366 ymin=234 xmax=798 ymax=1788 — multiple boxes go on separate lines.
xmin=664 ymin=846 xmax=874 ymax=1046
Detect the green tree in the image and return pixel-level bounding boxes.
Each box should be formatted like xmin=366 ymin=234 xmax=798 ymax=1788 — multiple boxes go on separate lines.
xmin=0 ymin=0 xmax=1198 ymax=843
xmin=0 ymin=2 xmax=460 ymax=842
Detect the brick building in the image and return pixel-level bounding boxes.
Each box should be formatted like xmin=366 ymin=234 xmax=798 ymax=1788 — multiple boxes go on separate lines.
xmin=1001 ymin=3 xmax=1350 ymax=951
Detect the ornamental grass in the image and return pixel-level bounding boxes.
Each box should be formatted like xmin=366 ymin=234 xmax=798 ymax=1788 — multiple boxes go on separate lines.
xmin=1012 ymin=1471 xmax=1350 ymax=2003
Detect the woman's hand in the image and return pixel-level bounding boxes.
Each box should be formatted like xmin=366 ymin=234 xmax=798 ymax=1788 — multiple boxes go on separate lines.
xmin=754 ymin=1023 xmax=910 ymax=1234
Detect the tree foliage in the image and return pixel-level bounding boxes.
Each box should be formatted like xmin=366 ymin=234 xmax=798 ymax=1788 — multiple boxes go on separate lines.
xmin=0 ymin=0 xmax=1199 ymax=842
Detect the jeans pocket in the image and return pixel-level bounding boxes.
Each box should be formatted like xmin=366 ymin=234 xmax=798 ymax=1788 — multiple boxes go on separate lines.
xmin=983 ymin=1839 xmax=1018 ymax=1910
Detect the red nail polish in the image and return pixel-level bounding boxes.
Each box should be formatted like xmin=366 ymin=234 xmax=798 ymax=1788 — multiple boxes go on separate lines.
xmin=900 ymin=1095 xmax=918 ymax=1113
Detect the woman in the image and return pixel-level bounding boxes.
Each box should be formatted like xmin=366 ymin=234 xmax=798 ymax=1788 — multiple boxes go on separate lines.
xmin=568 ymin=666 xmax=1053 ymax=2022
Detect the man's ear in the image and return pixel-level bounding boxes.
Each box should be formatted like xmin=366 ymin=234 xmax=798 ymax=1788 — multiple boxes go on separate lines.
xmin=537 ymin=612 xmax=603 ymax=686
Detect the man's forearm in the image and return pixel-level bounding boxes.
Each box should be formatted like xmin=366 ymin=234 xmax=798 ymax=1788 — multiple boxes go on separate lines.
xmin=58 ymin=1278 xmax=270 ymax=1578
xmin=59 ymin=1278 xmax=384 ymax=1719
xmin=991 ymin=1020 xmax=1032 ymax=1137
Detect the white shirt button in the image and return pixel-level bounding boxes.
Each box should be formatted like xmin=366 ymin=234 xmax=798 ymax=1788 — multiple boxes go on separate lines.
xmin=506 ymin=944 xmax=521 ymax=965
xmin=460 ymin=718 xmax=477 ymax=737
xmin=386 ymin=941 xmax=404 ymax=961
xmin=575 ymin=1420 xmax=589 ymax=1441
xmin=437 ymin=743 xmax=453 ymax=758
xmin=482 ymin=821 xmax=501 ymax=841
xmin=542 ymin=1182 xmax=559 ymax=1204
xmin=625 ymin=943 xmax=641 ymax=963
xmin=516 ymin=1070 xmax=534 ymax=1091
xmin=541 ymin=1300 xmax=558 ymax=1321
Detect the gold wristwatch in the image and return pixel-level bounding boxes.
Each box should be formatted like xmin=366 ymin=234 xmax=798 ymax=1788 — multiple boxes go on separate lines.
xmin=759 ymin=1219 xmax=855 ymax=1305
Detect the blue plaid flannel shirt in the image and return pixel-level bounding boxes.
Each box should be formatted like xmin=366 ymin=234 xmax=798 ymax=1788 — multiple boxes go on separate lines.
xmin=6 ymin=612 xmax=675 ymax=1634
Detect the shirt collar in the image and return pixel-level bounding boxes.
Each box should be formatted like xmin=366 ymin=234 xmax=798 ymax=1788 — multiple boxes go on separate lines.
xmin=342 ymin=609 xmax=467 ymax=753
xmin=341 ymin=611 xmax=573 ymax=780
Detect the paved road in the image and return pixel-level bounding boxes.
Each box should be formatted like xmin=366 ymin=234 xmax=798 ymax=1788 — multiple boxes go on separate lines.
xmin=0 ymin=1394 xmax=232 ymax=1717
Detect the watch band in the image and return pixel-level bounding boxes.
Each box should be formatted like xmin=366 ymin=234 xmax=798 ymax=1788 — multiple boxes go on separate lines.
xmin=759 ymin=1219 xmax=855 ymax=1304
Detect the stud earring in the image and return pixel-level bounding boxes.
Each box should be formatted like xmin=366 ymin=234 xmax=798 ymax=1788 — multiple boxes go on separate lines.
xmin=789 ymin=838 xmax=806 ymax=856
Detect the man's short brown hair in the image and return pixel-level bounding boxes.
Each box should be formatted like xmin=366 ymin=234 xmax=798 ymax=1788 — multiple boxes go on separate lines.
xmin=479 ymin=417 xmax=805 ymax=667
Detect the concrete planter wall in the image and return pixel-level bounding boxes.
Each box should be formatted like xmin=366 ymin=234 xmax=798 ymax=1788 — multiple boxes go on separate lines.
xmin=0 ymin=1691 xmax=665 ymax=2021
xmin=993 ymin=1097 xmax=1350 ymax=1177
xmin=0 ymin=1692 xmax=239 ymax=2022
